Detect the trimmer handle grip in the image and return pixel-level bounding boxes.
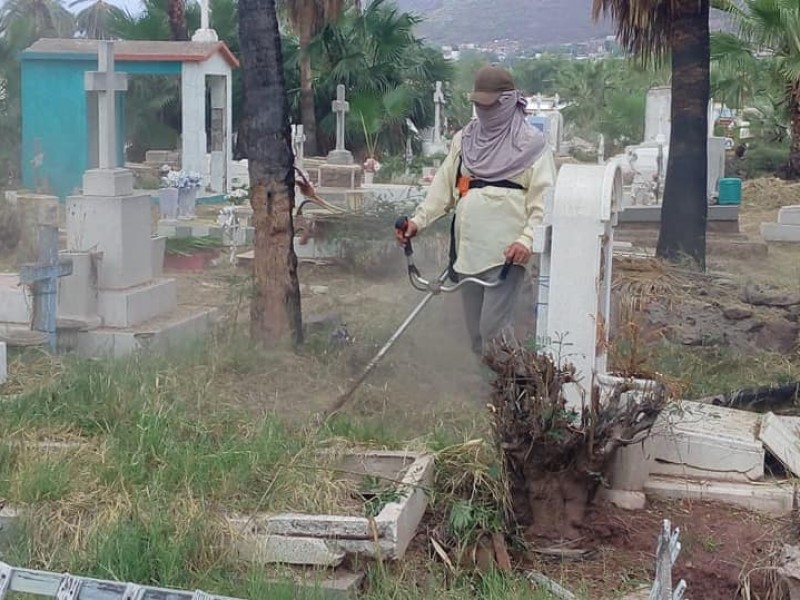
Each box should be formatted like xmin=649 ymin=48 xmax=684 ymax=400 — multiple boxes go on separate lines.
xmin=499 ymin=261 xmax=513 ymax=280
xmin=395 ymin=216 xmax=413 ymax=257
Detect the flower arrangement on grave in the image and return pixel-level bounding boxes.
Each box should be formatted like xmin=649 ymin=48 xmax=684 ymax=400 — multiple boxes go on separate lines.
xmin=160 ymin=166 xmax=202 ymax=190
xmin=225 ymin=185 xmax=250 ymax=205
xmin=362 ymin=157 xmax=382 ymax=174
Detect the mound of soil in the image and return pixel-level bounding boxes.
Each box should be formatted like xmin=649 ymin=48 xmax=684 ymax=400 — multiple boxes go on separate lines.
xmin=528 ymin=499 xmax=791 ymax=599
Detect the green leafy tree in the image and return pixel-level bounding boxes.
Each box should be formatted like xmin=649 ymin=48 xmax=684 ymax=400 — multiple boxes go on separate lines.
xmin=713 ymin=0 xmax=800 ymax=176
xmin=70 ymin=0 xmax=125 ymax=39
xmin=312 ymin=0 xmax=452 ymax=157
xmin=284 ymin=0 xmax=345 ymax=156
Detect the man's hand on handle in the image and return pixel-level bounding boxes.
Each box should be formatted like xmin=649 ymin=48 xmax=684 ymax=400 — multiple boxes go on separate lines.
xmin=504 ymin=242 xmax=532 ymax=265
xmin=394 ymin=218 xmax=418 ymax=246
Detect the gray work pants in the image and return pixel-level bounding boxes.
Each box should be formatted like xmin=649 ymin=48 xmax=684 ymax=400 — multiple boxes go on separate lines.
xmin=459 ymin=264 xmax=525 ymax=356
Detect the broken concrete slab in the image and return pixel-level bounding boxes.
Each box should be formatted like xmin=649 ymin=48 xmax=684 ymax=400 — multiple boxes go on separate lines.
xmin=780 ymin=206 xmax=800 ymax=226
xmin=648 ymin=401 xmax=764 ymax=482
xmin=759 ymin=413 xmax=800 ymax=477
xmin=762 ymin=222 xmax=800 ymax=243
xmin=231 ymin=531 xmax=346 ymax=567
xmin=596 ymin=488 xmax=646 ymax=511
xmin=228 ymin=451 xmax=433 ymax=566
xmin=644 ymin=475 xmax=795 ymax=515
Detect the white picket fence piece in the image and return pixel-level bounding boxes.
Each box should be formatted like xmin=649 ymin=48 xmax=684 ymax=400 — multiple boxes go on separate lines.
xmin=649 ymin=519 xmax=687 ymax=600
xmin=0 ymin=562 xmax=245 ymax=600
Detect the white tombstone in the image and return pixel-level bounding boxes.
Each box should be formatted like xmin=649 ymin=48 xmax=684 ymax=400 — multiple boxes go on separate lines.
xmin=65 ymin=41 xmax=177 ymax=329
xmin=539 ymin=162 xmax=623 ymax=411
xmin=327 ymin=84 xmax=353 ymax=165
xmin=291 ymin=124 xmax=306 ymax=168
xmin=0 ymin=341 xmax=6 ymax=385
xmin=644 ymin=87 xmax=672 ymax=144
xmin=424 ymin=81 xmax=448 ymax=156
xmin=597 ymin=134 xmax=605 ymax=164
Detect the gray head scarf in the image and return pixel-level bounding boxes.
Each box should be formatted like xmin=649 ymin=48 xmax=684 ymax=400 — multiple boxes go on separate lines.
xmin=461 ymin=91 xmax=546 ymax=181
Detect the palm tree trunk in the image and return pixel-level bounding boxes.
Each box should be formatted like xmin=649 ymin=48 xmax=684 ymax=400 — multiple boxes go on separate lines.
xmin=167 ymin=0 xmax=188 ymax=41
xmin=656 ymin=0 xmax=710 ymax=269
xmin=239 ymin=0 xmax=303 ymax=345
xmin=789 ymin=82 xmax=800 ymax=178
xmin=299 ymin=35 xmax=319 ymax=157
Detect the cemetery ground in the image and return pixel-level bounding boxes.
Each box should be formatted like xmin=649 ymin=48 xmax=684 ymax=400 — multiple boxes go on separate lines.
xmin=1 ymin=178 xmax=800 ymax=599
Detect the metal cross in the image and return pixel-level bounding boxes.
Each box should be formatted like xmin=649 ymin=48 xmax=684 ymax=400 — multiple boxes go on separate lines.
xmin=85 ymin=41 xmax=128 ymax=170
xmin=331 ymin=84 xmax=349 ymax=152
xmin=18 ymin=225 xmax=73 ymax=353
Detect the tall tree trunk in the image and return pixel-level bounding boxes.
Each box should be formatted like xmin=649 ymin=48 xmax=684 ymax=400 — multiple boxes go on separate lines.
xmin=656 ymin=0 xmax=710 ymax=269
xmin=789 ymin=81 xmax=800 ymax=178
xmin=239 ymin=0 xmax=303 ymax=345
xmin=167 ymin=0 xmax=188 ymax=41
xmin=299 ymin=35 xmax=320 ymax=157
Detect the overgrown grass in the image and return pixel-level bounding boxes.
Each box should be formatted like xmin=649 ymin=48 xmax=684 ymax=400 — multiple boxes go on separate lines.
xmin=650 ymin=342 xmax=798 ymax=399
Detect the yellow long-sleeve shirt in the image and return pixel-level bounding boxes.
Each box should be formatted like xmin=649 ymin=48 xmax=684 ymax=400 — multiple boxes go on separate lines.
xmin=410 ymin=131 xmax=557 ymax=276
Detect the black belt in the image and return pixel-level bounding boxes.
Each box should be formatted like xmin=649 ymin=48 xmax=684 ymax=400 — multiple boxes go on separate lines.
xmin=468 ymin=179 xmax=525 ymax=191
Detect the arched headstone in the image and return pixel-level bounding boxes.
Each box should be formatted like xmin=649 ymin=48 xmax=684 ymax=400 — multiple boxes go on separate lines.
xmin=542 ymin=161 xmax=623 ymax=410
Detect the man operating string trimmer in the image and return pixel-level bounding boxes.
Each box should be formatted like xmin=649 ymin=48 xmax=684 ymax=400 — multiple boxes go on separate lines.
xmin=395 ymin=65 xmax=556 ymax=356
xmin=323 ymin=66 xmax=556 ymax=418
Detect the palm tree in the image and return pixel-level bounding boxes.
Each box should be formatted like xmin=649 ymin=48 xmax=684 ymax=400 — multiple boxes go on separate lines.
xmin=70 ymin=0 xmax=125 ymax=39
xmin=239 ymin=0 xmax=303 ymax=344
xmin=594 ymin=0 xmax=711 ymax=268
xmin=713 ymin=0 xmax=800 ymax=177
xmin=284 ymin=0 xmax=345 ymax=156
xmin=312 ymin=0 xmax=451 ymax=155
xmin=167 ymin=0 xmax=188 ymax=40
xmin=0 ymin=0 xmax=75 ymax=38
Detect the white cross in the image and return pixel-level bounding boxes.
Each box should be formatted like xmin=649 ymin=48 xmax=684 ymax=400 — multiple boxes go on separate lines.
xmin=85 ymin=41 xmax=128 ymax=170
xmin=331 ymin=84 xmax=349 ymax=152
xmin=200 ymin=0 xmax=209 ymax=30
xmin=433 ymin=81 xmax=444 ymax=144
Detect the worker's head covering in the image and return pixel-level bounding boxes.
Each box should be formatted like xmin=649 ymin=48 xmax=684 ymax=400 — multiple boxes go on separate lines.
xmin=462 ymin=66 xmax=546 ymax=181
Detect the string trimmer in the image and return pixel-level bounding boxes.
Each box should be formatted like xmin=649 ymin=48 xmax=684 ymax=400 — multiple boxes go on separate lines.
xmin=321 ymin=216 xmax=512 ymax=420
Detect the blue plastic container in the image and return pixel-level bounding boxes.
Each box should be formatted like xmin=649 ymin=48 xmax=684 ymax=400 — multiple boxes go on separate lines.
xmin=718 ymin=177 xmax=742 ymax=205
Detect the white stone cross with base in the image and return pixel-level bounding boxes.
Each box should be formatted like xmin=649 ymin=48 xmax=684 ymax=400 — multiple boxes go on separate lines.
xmin=533 ymin=161 xmax=623 ymax=412
xmin=327 ymin=85 xmax=353 ymax=165
xmin=192 ymin=0 xmax=219 ymax=42
xmin=83 ymin=41 xmax=133 ymax=197
xmin=433 ymin=81 xmax=445 ymax=144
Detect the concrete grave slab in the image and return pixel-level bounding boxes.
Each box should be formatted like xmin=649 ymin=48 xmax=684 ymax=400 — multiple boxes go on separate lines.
xmin=0 ymin=274 xmax=32 ymax=324
xmin=762 ymin=222 xmax=800 ymax=243
xmin=648 ymin=401 xmax=764 ymax=482
xmin=779 ymin=206 xmax=800 ymax=226
xmin=645 ymin=475 xmax=794 ymax=515
xmin=759 ymin=413 xmax=800 ymax=478
xmin=0 ymin=340 xmax=6 ymax=384
xmin=228 ymin=451 xmax=433 ymax=566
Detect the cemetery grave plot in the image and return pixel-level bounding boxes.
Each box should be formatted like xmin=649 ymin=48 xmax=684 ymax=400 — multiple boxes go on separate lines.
xmin=1 ymin=174 xmax=799 ymax=599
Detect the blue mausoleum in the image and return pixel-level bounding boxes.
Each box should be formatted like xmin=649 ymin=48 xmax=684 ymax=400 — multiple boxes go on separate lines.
xmin=21 ymin=38 xmax=237 ymax=198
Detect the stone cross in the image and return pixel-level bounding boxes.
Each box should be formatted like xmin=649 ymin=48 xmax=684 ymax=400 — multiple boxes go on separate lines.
xmin=192 ymin=0 xmax=219 ymax=41
xmin=19 ymin=225 xmax=73 ymax=353
xmin=332 ymin=84 xmax=349 ymax=152
xmin=433 ymin=81 xmax=445 ymax=144
xmin=200 ymin=0 xmax=209 ymax=30
xmin=85 ymin=41 xmax=127 ymax=170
